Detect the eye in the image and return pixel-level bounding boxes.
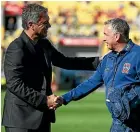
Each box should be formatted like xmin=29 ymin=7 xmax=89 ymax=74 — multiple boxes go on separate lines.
xmin=104 ymin=33 xmax=107 ymax=36
xmin=44 ymin=23 xmax=48 ymax=25
xmin=43 ymin=21 xmax=49 ymax=25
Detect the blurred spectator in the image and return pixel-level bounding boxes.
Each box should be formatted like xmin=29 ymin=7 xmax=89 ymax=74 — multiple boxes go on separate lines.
xmin=6 ymin=17 xmax=16 ymax=33
xmin=129 ymin=1 xmax=137 ymax=8
xmin=93 ymin=6 xmax=104 ymax=24
xmin=116 ymin=4 xmax=126 ymax=19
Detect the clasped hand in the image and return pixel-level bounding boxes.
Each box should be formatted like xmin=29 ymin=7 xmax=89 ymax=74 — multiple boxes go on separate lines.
xmin=47 ymin=94 xmax=63 ymax=110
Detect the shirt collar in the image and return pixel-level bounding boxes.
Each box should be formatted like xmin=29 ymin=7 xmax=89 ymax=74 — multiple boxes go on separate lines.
xmin=23 ymin=31 xmax=38 ymax=46
xmin=29 ymin=38 xmax=38 ymax=46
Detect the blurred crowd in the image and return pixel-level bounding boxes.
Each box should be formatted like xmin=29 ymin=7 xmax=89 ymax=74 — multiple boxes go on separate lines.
xmin=1 ymin=1 xmax=140 ymax=72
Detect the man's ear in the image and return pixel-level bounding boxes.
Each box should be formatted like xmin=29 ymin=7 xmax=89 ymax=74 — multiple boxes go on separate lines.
xmin=27 ymin=21 xmax=34 ymax=30
xmin=115 ymin=33 xmax=121 ymax=42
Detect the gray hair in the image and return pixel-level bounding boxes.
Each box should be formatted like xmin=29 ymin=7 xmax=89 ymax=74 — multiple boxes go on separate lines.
xmin=22 ymin=4 xmax=48 ymax=29
xmin=104 ymin=18 xmax=130 ymax=42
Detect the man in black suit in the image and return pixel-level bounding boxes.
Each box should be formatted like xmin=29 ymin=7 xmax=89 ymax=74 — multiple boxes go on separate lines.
xmin=2 ymin=4 xmax=100 ymax=132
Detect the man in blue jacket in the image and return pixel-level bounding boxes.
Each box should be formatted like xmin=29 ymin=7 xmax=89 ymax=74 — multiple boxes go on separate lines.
xmin=54 ymin=18 xmax=140 ymax=131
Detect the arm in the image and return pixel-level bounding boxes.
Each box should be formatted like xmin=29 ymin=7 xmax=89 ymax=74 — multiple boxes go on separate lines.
xmin=135 ymin=55 xmax=140 ymax=97
xmin=44 ymin=39 xmax=100 ymax=70
xmin=136 ymin=55 xmax=140 ymax=80
xmin=4 ymin=42 xmax=50 ymax=110
xmin=61 ymin=63 xmax=104 ymax=105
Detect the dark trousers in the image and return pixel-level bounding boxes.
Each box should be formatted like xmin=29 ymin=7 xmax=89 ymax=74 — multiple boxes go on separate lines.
xmin=5 ymin=123 xmax=50 ymax=132
xmin=125 ymin=104 xmax=140 ymax=132
xmin=5 ymin=114 xmax=51 ymax=132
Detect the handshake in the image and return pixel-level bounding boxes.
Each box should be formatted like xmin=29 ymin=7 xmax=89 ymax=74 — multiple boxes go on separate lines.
xmin=47 ymin=94 xmax=64 ymax=110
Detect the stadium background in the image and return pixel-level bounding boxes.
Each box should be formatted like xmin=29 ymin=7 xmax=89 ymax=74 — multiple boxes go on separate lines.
xmin=1 ymin=1 xmax=140 ymax=132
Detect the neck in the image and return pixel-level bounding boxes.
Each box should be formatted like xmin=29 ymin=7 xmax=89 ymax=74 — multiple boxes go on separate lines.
xmin=24 ymin=30 xmax=39 ymax=43
xmin=114 ymin=42 xmax=127 ymax=53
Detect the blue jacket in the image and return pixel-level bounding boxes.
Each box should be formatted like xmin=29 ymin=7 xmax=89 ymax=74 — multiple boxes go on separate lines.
xmin=62 ymin=40 xmax=140 ymax=104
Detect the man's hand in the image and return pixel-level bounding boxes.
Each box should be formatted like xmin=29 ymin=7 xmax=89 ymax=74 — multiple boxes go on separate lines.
xmin=54 ymin=96 xmax=64 ymax=109
xmin=47 ymin=94 xmax=63 ymax=110
xmin=47 ymin=94 xmax=57 ymax=108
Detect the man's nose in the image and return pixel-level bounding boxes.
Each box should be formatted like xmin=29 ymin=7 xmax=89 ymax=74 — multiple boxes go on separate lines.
xmin=103 ymin=36 xmax=106 ymax=42
xmin=45 ymin=24 xmax=51 ymax=29
xmin=48 ymin=23 xmax=51 ymax=28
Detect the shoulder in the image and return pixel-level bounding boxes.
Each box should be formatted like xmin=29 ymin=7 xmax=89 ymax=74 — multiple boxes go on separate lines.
xmin=129 ymin=43 xmax=140 ymax=63
xmin=39 ymin=38 xmax=56 ymax=49
xmin=39 ymin=38 xmax=52 ymax=45
xmin=7 ymin=37 xmax=25 ymax=51
xmin=101 ymin=51 xmax=112 ymax=60
xmin=130 ymin=43 xmax=140 ymax=59
xmin=5 ymin=37 xmax=25 ymax=62
xmin=132 ymin=43 xmax=140 ymax=52
xmin=133 ymin=44 xmax=140 ymax=58
xmin=99 ymin=51 xmax=114 ymax=68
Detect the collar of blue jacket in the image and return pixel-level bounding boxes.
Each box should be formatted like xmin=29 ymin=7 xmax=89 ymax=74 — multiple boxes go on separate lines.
xmin=110 ymin=39 xmax=134 ymax=56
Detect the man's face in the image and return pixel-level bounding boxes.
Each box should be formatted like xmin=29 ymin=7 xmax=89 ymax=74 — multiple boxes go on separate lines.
xmin=103 ymin=25 xmax=117 ymax=51
xmin=34 ymin=12 xmax=51 ymax=38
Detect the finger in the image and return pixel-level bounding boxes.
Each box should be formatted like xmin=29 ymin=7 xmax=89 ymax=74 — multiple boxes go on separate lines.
xmin=49 ymin=107 xmax=54 ymax=109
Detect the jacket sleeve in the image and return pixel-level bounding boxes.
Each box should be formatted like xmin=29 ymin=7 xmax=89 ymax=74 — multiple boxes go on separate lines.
xmin=135 ymin=55 xmax=140 ymax=98
xmin=4 ymin=42 xmax=47 ymax=110
xmin=45 ymin=40 xmax=100 ymax=70
xmin=61 ymin=62 xmax=104 ymax=104
xmin=136 ymin=55 xmax=140 ymax=80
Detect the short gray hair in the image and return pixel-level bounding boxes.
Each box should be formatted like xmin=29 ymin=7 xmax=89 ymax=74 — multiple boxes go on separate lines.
xmin=22 ymin=4 xmax=48 ymax=29
xmin=104 ymin=18 xmax=130 ymax=42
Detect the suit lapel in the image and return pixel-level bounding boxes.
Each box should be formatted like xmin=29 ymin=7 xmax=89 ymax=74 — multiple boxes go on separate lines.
xmin=20 ymin=31 xmax=51 ymax=68
xmin=39 ymin=38 xmax=51 ymax=68
xmin=20 ymin=31 xmax=36 ymax=55
xmin=42 ymin=48 xmax=50 ymax=68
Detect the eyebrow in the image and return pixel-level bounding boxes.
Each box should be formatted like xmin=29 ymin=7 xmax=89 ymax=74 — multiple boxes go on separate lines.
xmin=43 ymin=21 xmax=48 ymax=24
xmin=42 ymin=20 xmax=49 ymax=24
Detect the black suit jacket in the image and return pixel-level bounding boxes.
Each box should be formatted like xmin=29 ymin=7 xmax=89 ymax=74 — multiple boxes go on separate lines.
xmin=2 ymin=31 xmax=100 ymax=129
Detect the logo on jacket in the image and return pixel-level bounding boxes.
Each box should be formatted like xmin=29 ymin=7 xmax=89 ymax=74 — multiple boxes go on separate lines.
xmin=122 ymin=63 xmax=131 ymax=74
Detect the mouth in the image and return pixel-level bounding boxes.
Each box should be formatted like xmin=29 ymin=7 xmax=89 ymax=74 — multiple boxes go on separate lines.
xmin=44 ymin=29 xmax=48 ymax=34
xmin=105 ymin=43 xmax=109 ymax=47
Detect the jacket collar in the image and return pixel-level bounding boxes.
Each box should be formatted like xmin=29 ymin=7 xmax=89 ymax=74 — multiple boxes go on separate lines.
xmin=20 ymin=31 xmax=36 ymax=55
xmin=122 ymin=39 xmax=134 ymax=53
xmin=108 ymin=39 xmax=134 ymax=58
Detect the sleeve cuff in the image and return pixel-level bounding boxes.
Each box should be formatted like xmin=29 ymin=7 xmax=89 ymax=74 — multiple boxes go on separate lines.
xmin=61 ymin=94 xmax=71 ymax=105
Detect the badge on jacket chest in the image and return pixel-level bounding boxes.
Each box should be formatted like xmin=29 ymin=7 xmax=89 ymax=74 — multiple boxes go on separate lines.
xmin=122 ymin=63 xmax=131 ymax=74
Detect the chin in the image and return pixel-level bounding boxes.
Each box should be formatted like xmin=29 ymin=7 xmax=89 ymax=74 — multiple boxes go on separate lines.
xmin=107 ymin=46 xmax=112 ymax=50
xmin=43 ymin=32 xmax=48 ymax=37
xmin=39 ymin=34 xmax=47 ymax=39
